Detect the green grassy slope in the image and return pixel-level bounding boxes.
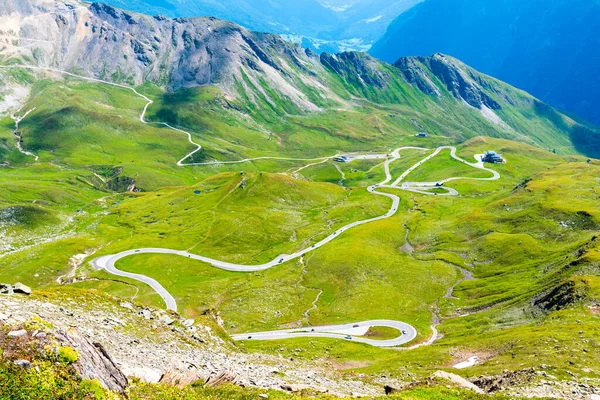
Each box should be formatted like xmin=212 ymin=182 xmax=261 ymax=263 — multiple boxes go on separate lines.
xmin=0 ymin=46 xmax=599 ymax=396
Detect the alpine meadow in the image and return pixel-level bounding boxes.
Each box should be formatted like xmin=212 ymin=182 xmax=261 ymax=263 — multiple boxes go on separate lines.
xmin=0 ymin=1 xmax=599 ymax=399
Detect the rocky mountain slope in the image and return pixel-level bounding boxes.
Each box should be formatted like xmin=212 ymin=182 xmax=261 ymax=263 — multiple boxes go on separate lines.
xmin=0 ymin=288 xmax=384 ymax=397
xmin=92 ymin=0 xmax=423 ymax=53
xmin=370 ymin=0 xmax=600 ymax=126
xmin=2 ymin=0 xmax=597 ymax=158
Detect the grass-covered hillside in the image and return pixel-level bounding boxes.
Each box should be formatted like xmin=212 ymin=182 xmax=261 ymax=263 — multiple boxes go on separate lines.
xmin=1 ymin=0 xmax=599 ymax=397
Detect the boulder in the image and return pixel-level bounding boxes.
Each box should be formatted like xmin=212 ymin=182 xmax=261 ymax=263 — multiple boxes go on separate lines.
xmin=204 ymin=371 xmax=239 ymax=387
xmin=0 ymin=283 xmax=13 ymax=295
xmin=13 ymin=283 xmax=32 ymax=295
xmin=159 ymin=370 xmax=208 ymax=387
xmin=159 ymin=314 xmax=175 ymax=325
xmin=384 ymin=385 xmax=400 ymax=395
xmin=14 ymin=359 xmax=32 ymax=369
xmin=54 ymin=328 xmax=128 ymax=394
xmin=8 ymin=329 xmax=28 ymax=338
xmin=432 ymin=371 xmax=484 ymax=394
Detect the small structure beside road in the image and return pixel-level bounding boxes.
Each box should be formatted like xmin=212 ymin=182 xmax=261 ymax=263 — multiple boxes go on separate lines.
xmin=334 ymin=155 xmax=349 ymax=163
xmin=482 ymin=150 xmax=505 ymax=164
xmin=415 ymin=132 xmax=429 ymax=138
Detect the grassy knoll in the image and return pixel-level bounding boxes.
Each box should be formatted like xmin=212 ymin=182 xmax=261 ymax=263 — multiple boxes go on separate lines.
xmin=92 ymin=172 xmax=390 ymax=263
xmin=299 ymin=162 xmax=344 ymax=185
xmin=363 ymin=326 xmax=402 ymax=340
xmin=401 ymin=148 xmax=493 ymax=183
xmin=299 ymin=214 xmax=457 ymax=340
xmin=15 ymin=79 xmax=197 ymax=190
xmin=299 ymin=158 xmax=389 ymax=188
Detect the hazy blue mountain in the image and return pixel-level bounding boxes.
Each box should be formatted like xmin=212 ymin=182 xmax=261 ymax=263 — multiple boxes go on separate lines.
xmin=91 ymin=0 xmax=422 ymax=52
xmin=370 ymin=0 xmax=600 ymax=125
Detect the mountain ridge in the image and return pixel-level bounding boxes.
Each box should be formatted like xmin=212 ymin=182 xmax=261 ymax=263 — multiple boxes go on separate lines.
xmin=369 ymin=0 xmax=600 ymax=126
xmin=2 ymin=0 xmax=598 ymax=158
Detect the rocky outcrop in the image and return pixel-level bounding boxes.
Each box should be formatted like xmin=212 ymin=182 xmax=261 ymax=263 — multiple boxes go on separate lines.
xmin=394 ymin=57 xmax=440 ymax=97
xmin=0 ymin=0 xmax=323 ymax=111
xmin=0 ymin=282 xmax=31 ymax=295
xmin=0 ymin=294 xmax=382 ymax=397
xmin=472 ymin=368 xmax=537 ymax=394
xmin=426 ymin=54 xmax=501 ymax=110
xmin=396 ymin=54 xmax=502 ymax=110
xmin=12 ymin=283 xmax=31 ymax=295
xmin=54 ymin=328 xmax=128 ymax=394
xmin=531 ymin=280 xmax=588 ymax=313
xmin=432 ymin=371 xmax=484 ymax=394
xmin=321 ymin=51 xmax=389 ymax=89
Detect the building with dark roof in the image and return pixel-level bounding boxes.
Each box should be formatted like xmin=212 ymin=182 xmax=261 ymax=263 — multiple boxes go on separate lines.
xmin=482 ymin=150 xmax=505 ymax=164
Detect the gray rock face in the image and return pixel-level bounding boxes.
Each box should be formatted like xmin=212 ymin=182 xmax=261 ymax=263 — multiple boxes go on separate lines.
xmin=1 ymin=0 xmax=538 ymax=123
xmin=0 ymin=283 xmax=14 ymax=295
xmin=394 ymin=57 xmax=440 ymax=97
xmin=320 ymin=51 xmax=390 ymax=89
xmin=54 ymin=328 xmax=128 ymax=394
xmin=14 ymin=359 xmax=32 ymax=369
xmin=426 ymin=54 xmax=500 ymax=110
xmin=8 ymin=329 xmax=28 ymax=338
xmin=12 ymin=283 xmax=32 ymax=295
xmin=395 ymin=54 xmax=501 ymax=110
xmin=0 ymin=0 xmax=324 ymax=110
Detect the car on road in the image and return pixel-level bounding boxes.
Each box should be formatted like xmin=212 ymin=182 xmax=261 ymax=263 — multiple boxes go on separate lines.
xmin=135 ymin=250 xmax=140 ymax=253
xmin=311 ymin=328 xmax=315 ymax=332
xmin=248 ymin=336 xmax=252 ymax=339
xmin=344 ymin=335 xmax=352 ymax=340
xmin=278 ymin=259 xmax=283 ymax=264
xmin=402 ymin=330 xmax=406 ymax=335
xmin=352 ymin=324 xmax=359 ymax=328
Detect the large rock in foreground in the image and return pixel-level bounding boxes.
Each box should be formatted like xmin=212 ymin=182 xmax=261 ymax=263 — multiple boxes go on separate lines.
xmin=55 ymin=328 xmax=128 ymax=394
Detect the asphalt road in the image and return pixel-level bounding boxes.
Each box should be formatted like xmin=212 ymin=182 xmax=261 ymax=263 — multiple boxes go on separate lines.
xmin=390 ymin=146 xmax=500 ymax=195
xmin=92 ymin=254 xmax=178 ymax=311
xmin=231 ymin=319 xmax=418 ymax=347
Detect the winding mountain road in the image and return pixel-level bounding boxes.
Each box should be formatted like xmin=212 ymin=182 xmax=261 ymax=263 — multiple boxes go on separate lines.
xmin=231 ymin=320 xmax=417 ymax=347
xmin=91 ymin=146 xmax=500 ymax=346
xmin=3 ymin=65 xmax=501 ymax=347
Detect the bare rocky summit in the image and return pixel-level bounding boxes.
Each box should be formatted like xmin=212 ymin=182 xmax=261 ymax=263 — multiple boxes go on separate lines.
xmin=0 ymin=0 xmax=536 ymax=120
